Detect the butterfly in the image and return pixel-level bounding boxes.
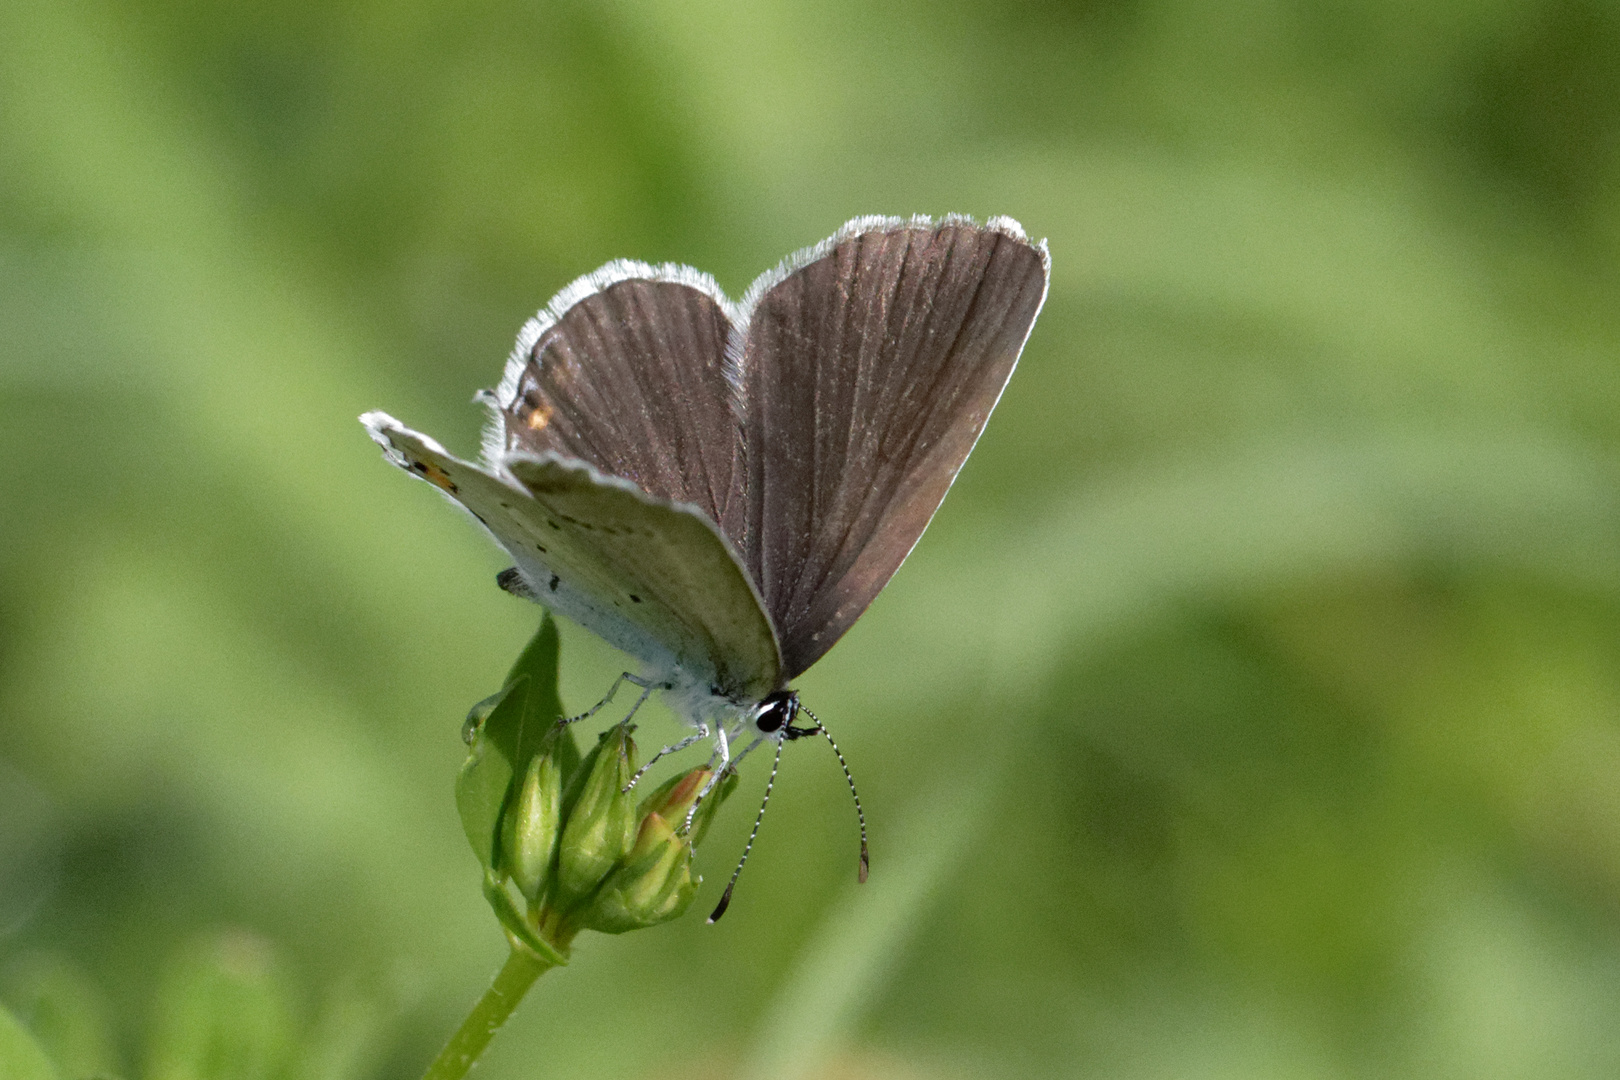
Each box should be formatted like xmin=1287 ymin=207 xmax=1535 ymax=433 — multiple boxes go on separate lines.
xmin=362 ymin=214 xmax=1048 ymax=885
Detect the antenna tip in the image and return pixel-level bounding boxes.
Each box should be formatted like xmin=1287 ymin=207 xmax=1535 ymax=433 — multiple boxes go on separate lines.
xmin=707 ymin=885 xmax=736 ymax=924
xmin=858 ymin=849 xmax=870 ymax=883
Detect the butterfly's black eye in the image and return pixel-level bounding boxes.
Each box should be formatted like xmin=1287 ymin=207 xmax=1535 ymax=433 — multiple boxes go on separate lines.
xmin=754 ymin=691 xmax=798 ymax=734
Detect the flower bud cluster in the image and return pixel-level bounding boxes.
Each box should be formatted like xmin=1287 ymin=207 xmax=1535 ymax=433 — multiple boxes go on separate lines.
xmin=454 ymin=617 xmax=735 ymax=961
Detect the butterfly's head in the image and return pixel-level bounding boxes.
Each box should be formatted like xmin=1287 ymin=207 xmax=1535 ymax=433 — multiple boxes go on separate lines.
xmin=751 ymin=690 xmax=802 ymax=737
xmin=709 ymin=689 xmax=869 ymax=923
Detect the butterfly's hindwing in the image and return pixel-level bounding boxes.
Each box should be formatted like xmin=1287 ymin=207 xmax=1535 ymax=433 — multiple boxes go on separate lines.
xmin=502 ymin=454 xmax=779 ymax=701
xmin=364 ymin=412 xmax=780 ymax=702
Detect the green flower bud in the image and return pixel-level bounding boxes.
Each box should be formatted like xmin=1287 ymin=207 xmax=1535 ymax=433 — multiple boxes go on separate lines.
xmin=636 ymin=765 xmax=738 ymax=844
xmin=584 ymin=811 xmax=697 ymax=933
xmin=553 ymin=724 xmax=639 ymax=907
xmin=636 ymin=766 xmax=712 ymax=825
xmin=500 ymin=748 xmax=563 ymax=901
xmin=581 ymin=765 xmax=742 ymax=933
xmin=685 ymin=768 xmax=740 ymax=848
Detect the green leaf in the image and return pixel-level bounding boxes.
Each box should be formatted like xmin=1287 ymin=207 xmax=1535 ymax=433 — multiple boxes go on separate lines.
xmin=455 ymin=614 xmax=578 ymax=871
xmin=0 ymin=1002 xmax=59 ymax=1080
xmin=551 ymin=720 xmax=583 ymax=789
xmin=504 ymin=614 xmax=562 ymax=721
xmin=504 ymin=613 xmax=580 ymax=782
xmin=458 ymin=687 xmax=508 ymax=746
xmin=145 ymin=932 xmax=295 ymax=1080
xmin=453 ymin=679 xmax=522 ymax=869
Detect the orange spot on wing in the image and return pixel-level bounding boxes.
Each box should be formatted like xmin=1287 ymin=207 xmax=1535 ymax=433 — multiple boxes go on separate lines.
xmin=525 ymin=404 xmax=553 ymax=431
xmin=412 ymin=459 xmax=459 ymax=494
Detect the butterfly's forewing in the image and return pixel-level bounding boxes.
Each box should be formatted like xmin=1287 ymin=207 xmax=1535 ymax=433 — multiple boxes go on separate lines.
xmin=733 ymin=218 xmax=1049 ymax=678
xmin=364 ymin=412 xmax=781 ymax=702
xmin=490 ymin=268 xmax=746 ymax=539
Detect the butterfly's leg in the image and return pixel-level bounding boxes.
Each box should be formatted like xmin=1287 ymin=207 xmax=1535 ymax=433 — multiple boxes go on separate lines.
xmin=695 ymin=716 xmax=746 ymax=774
xmin=561 ymin=671 xmax=664 ymax=726
xmin=728 ymin=733 xmax=768 ymax=768
xmin=680 ymin=735 xmax=761 ymax=835
xmin=676 ymin=723 xmax=731 ymax=830
xmin=715 ymin=722 xmax=732 ymax=770
xmin=623 ymin=725 xmax=710 ymax=792
xmin=683 ymin=734 xmax=764 ymax=834
xmin=619 ymin=679 xmax=659 ymax=726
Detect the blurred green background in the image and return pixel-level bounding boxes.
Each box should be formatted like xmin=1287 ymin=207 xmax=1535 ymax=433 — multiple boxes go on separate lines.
xmin=4 ymin=0 xmax=1620 ymax=1077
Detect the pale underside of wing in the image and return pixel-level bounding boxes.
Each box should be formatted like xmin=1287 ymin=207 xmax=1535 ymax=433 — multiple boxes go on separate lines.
xmin=362 ymin=411 xmax=781 ymax=703
xmin=489 ymin=268 xmax=747 ymax=541
xmin=733 ymin=218 xmax=1050 ymax=679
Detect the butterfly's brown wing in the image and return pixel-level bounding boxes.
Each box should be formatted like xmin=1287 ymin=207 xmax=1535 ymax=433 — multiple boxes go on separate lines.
xmin=489 ymin=266 xmax=746 ymax=539
xmin=732 ymin=218 xmax=1049 ymax=678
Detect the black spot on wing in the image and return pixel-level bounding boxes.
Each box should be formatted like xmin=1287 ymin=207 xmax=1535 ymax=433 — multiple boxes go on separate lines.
xmin=402 ymin=454 xmax=459 ymax=494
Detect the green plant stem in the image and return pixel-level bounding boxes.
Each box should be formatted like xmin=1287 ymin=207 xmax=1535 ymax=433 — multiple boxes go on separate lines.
xmin=422 ymin=948 xmax=554 ymax=1080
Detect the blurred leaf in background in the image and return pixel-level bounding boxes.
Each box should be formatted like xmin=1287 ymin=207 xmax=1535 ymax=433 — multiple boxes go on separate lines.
xmin=3 ymin=0 xmax=1620 ymax=1078
xmin=1 ymin=951 xmax=121 ymax=1078
xmin=1 ymin=998 xmax=61 ymax=1080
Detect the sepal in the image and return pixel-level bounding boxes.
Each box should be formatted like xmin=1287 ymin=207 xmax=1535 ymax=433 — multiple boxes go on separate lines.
xmin=481 ymin=871 xmax=569 ymax=967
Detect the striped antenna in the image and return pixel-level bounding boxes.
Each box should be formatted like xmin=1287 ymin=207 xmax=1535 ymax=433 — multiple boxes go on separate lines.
xmin=797 ymin=704 xmax=869 ymax=883
xmin=708 ymin=736 xmax=783 ymax=923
